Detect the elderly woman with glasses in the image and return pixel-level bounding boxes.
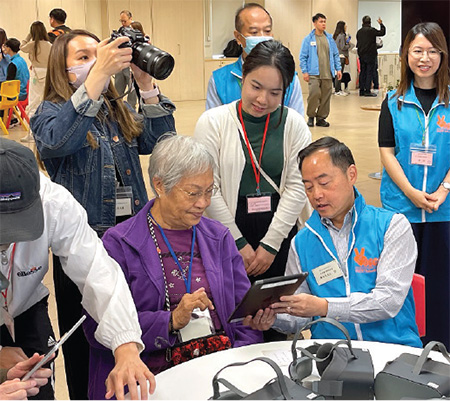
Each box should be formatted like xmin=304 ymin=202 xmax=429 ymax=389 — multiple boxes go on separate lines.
xmin=83 ymin=135 xmax=263 ymax=400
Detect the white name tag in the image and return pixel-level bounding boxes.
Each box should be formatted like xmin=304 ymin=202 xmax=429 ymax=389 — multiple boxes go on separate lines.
xmin=312 ymin=260 xmax=343 ymax=285
xmin=116 ymin=197 xmax=132 ymax=216
xmin=179 ymin=308 xmax=213 ymax=342
xmin=311 ymin=41 xmax=316 ymax=46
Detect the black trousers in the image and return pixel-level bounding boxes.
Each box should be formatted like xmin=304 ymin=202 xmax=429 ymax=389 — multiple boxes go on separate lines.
xmin=236 ymin=193 xmax=298 ymax=342
xmin=53 ymin=255 xmax=90 ymax=400
xmin=359 ymin=58 xmax=377 ymax=94
xmin=411 ymin=222 xmax=450 ymax=349
xmin=0 ymin=296 xmax=55 ymax=400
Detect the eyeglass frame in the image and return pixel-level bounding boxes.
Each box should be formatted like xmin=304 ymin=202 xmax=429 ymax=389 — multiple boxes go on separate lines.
xmin=408 ymin=47 xmax=442 ymax=59
xmin=175 ymin=184 xmax=218 ymax=201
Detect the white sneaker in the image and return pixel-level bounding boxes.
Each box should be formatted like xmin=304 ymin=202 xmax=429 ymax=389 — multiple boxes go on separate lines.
xmin=339 ymin=91 xmax=349 ymax=96
xmin=20 ymin=133 xmax=34 ymax=142
xmin=344 ymin=88 xmax=350 ymax=94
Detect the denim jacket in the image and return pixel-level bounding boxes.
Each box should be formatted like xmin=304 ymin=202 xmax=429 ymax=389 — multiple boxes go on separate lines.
xmin=31 ymin=85 xmax=176 ymax=235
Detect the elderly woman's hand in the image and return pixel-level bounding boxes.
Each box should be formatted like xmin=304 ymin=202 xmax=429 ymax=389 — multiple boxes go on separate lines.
xmin=242 ymin=308 xmax=276 ymax=331
xmin=172 ymin=288 xmax=214 ymax=330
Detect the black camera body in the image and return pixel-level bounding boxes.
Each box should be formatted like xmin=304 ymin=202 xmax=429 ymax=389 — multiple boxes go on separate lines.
xmin=110 ymin=27 xmax=174 ymax=80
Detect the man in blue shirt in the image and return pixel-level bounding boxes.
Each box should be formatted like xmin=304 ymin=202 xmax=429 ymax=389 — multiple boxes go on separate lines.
xmin=3 ymin=38 xmax=29 ymax=101
xmin=206 ymin=3 xmax=305 ymax=117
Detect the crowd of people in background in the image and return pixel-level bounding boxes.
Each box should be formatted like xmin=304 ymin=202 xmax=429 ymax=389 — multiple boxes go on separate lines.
xmin=0 ymin=3 xmax=449 ymax=400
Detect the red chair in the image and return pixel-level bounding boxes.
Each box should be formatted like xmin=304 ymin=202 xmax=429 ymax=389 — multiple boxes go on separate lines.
xmin=411 ymin=273 xmax=426 ymax=337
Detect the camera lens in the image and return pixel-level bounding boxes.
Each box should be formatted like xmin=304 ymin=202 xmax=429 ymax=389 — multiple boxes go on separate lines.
xmin=132 ymin=43 xmax=175 ymax=80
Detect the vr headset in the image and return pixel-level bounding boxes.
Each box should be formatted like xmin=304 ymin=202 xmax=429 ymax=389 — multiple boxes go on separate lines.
xmin=210 ymin=356 xmax=324 ymax=400
xmin=289 ymin=317 xmax=375 ymax=399
xmin=375 ymin=341 xmax=450 ymax=399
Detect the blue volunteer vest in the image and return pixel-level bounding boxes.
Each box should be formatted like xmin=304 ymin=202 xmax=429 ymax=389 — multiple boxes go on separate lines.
xmin=380 ymin=83 xmax=450 ymax=223
xmin=295 ymin=190 xmax=421 ymax=347
xmin=212 ymin=56 xmax=295 ymax=106
xmin=11 ymin=54 xmax=29 ymax=99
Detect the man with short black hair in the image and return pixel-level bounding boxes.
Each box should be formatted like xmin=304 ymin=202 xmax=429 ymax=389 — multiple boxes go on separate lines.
xmin=300 ymin=13 xmax=341 ymax=128
xmin=356 ymin=15 xmax=385 ymax=97
xmin=48 ymin=8 xmax=71 ymax=44
xmin=244 ymin=137 xmax=422 ymax=348
xmin=3 ymin=38 xmax=29 ymax=101
xmin=206 ymin=3 xmax=305 ymax=117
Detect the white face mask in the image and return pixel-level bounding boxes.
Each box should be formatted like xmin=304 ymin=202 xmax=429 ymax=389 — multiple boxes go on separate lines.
xmin=239 ymin=34 xmax=273 ymax=55
xmin=66 ymin=58 xmax=110 ymax=93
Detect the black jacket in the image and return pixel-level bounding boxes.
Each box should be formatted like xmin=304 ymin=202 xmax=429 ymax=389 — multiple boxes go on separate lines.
xmin=356 ymin=23 xmax=386 ymax=61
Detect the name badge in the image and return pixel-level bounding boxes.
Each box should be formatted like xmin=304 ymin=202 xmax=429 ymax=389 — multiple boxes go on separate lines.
xmin=312 ymin=260 xmax=343 ymax=286
xmin=179 ymin=308 xmax=214 ymax=342
xmin=410 ymin=143 xmax=436 ymax=167
xmin=116 ymin=186 xmax=133 ymax=217
xmin=310 ymin=41 xmax=316 ymax=46
xmin=247 ymin=193 xmax=272 ymax=214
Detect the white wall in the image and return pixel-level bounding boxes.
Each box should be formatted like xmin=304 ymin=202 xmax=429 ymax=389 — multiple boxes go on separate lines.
xmin=358 ymin=0 xmax=401 ymax=53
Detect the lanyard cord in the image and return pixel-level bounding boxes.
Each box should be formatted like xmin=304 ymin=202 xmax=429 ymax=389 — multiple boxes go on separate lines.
xmin=238 ymin=100 xmax=271 ymax=195
xmin=148 ymin=211 xmax=196 ymax=293
xmin=414 ymin=106 xmax=437 ymax=145
xmin=1 ymin=244 xmax=16 ymax=309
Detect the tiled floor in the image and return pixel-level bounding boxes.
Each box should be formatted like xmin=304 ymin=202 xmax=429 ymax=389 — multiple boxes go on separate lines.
xmin=3 ymin=89 xmax=383 ymax=399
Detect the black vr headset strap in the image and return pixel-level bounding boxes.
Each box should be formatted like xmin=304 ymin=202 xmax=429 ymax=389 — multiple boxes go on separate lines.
xmin=412 ymin=341 xmax=450 ymax=375
xmin=291 ymin=317 xmax=357 ymax=361
xmin=211 ymin=357 xmax=292 ymax=400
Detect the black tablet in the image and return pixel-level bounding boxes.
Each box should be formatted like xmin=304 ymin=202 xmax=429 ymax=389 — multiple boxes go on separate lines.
xmin=228 ymin=273 xmax=308 ymax=323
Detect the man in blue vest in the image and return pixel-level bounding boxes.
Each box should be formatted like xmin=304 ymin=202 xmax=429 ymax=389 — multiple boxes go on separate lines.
xmin=244 ymin=137 xmax=421 ymax=347
xmin=205 ymin=3 xmax=305 ymax=117
xmin=3 ymin=38 xmax=29 ymax=101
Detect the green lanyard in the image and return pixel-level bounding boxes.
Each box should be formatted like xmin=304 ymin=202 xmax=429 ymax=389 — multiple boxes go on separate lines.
xmin=235 ymin=75 xmax=242 ymax=89
xmin=414 ymin=106 xmax=436 ymax=146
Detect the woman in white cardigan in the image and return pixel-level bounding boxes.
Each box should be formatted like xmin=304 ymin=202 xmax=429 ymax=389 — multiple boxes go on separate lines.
xmin=195 ymin=41 xmax=311 ymax=338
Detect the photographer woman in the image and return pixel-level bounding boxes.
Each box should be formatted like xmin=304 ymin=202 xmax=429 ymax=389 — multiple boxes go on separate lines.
xmin=30 ymin=29 xmax=175 ymax=399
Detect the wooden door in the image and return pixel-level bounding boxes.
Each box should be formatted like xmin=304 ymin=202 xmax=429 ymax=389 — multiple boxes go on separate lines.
xmin=151 ymin=0 xmax=204 ymax=101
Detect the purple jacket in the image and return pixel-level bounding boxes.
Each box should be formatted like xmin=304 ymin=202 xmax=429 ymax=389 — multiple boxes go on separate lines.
xmin=84 ymin=199 xmax=263 ymax=400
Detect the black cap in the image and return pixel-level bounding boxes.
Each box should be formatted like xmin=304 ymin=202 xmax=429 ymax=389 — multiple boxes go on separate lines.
xmin=0 ymin=138 xmax=44 ymax=244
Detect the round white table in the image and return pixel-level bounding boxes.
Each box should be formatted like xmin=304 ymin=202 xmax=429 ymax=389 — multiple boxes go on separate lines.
xmin=128 ymin=339 xmax=448 ymax=400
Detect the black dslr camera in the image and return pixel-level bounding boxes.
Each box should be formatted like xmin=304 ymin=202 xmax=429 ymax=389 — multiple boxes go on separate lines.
xmin=110 ymin=27 xmax=175 ymax=80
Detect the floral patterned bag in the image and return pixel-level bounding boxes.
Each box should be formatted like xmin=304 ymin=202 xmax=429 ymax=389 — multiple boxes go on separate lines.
xmin=171 ymin=334 xmax=231 ymax=366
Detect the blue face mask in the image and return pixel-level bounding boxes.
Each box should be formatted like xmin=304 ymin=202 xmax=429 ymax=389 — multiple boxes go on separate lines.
xmin=240 ymin=34 xmax=273 ymax=55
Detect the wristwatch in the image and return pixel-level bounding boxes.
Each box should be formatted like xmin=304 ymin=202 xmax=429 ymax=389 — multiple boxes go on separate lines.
xmin=441 ymin=181 xmax=450 ymax=191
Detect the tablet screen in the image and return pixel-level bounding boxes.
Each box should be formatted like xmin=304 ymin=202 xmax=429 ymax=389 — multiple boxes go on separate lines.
xmin=228 ymin=273 xmax=308 ymax=323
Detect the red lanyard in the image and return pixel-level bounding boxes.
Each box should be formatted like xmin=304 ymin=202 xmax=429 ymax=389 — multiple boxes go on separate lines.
xmin=238 ymin=100 xmax=271 ymax=195
xmin=1 ymin=244 xmax=16 ymax=309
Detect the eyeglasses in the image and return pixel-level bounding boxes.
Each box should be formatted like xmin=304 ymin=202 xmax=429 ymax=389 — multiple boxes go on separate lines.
xmin=119 ymin=19 xmax=129 ymax=24
xmin=176 ymin=185 xmax=218 ymax=201
xmin=409 ymin=47 xmax=442 ymax=59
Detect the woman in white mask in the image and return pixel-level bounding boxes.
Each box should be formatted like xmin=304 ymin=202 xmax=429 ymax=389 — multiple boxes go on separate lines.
xmin=30 ymin=29 xmax=176 ymax=400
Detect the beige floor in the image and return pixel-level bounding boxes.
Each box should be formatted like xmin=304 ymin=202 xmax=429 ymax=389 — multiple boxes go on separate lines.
xmin=3 ymin=89 xmax=383 ymax=399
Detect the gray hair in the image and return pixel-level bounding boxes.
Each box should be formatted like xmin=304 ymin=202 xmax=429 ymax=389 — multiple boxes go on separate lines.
xmin=148 ymin=134 xmax=215 ymax=196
